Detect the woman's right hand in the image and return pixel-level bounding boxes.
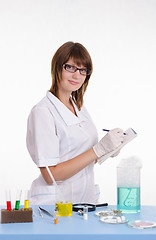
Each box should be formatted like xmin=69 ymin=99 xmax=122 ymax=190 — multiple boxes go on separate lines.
xmin=93 ymin=128 xmax=124 ymax=158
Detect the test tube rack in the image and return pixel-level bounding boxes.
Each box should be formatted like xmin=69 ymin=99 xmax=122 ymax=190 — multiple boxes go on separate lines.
xmin=1 ymin=208 xmax=33 ymax=224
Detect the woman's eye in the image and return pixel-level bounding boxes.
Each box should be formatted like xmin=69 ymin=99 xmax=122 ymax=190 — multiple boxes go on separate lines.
xmin=67 ymin=64 xmax=74 ymax=70
xmin=81 ymin=69 xmax=87 ymax=73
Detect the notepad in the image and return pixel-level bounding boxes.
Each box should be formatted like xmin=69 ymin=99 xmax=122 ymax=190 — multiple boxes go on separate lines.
xmin=98 ymin=128 xmax=137 ymax=165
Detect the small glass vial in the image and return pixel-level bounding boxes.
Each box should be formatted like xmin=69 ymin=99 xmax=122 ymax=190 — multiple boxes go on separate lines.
xmin=83 ymin=205 xmax=88 ymax=220
xmin=54 ymin=208 xmax=58 ymax=224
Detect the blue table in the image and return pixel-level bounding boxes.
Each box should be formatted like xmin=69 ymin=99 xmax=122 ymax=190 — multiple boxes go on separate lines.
xmin=0 ymin=205 xmax=156 ymax=240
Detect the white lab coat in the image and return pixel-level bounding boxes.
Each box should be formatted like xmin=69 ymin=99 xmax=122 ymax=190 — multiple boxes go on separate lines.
xmin=26 ymin=91 xmax=99 ymax=205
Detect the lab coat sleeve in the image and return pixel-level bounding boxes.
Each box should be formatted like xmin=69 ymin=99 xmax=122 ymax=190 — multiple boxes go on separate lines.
xmin=26 ymin=106 xmax=60 ymax=167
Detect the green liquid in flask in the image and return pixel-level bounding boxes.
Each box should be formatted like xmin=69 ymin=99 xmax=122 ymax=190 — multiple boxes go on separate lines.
xmin=117 ymin=187 xmax=140 ymax=213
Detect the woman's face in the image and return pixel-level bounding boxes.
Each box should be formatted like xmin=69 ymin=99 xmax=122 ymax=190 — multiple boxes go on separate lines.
xmin=59 ymin=58 xmax=86 ymax=95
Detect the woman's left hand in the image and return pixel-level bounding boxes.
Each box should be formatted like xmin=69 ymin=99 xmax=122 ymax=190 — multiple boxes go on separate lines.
xmin=111 ymin=150 xmax=120 ymax=157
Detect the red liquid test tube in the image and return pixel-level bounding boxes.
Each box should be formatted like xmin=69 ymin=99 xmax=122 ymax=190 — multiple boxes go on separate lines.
xmin=7 ymin=201 xmax=11 ymax=211
xmin=6 ymin=190 xmax=12 ymax=211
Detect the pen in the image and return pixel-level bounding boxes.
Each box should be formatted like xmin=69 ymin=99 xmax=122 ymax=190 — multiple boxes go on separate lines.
xmin=102 ymin=129 xmax=126 ymax=135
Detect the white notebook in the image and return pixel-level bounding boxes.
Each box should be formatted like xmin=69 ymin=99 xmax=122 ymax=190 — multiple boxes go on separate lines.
xmin=98 ymin=128 xmax=137 ymax=165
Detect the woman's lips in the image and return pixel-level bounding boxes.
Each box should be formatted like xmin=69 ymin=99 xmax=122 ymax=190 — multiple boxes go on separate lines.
xmin=68 ymin=80 xmax=79 ymax=85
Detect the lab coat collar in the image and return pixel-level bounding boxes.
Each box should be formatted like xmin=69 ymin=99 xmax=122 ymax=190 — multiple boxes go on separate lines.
xmin=46 ymin=91 xmax=87 ymax=126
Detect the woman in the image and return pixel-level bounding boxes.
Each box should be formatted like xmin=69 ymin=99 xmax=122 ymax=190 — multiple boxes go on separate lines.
xmin=26 ymin=41 xmax=124 ymax=205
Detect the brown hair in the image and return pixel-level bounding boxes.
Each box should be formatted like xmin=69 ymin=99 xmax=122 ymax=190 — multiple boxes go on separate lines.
xmin=50 ymin=41 xmax=93 ymax=110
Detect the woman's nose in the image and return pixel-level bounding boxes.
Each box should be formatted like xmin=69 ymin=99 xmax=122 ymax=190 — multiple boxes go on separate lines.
xmin=72 ymin=70 xmax=81 ymax=79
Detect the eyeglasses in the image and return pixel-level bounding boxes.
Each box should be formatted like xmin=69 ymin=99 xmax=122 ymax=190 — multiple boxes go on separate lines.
xmin=63 ymin=64 xmax=91 ymax=76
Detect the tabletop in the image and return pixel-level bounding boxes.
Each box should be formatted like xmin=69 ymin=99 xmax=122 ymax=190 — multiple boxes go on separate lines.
xmin=0 ymin=205 xmax=156 ymax=240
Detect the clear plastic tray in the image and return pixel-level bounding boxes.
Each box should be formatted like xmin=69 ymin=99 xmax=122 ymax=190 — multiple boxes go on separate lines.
xmin=95 ymin=210 xmax=114 ymax=217
xmin=100 ymin=215 xmax=128 ymax=224
xmin=95 ymin=209 xmax=122 ymax=217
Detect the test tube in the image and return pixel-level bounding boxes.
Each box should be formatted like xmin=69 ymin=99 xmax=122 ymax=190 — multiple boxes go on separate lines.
xmin=83 ymin=205 xmax=88 ymax=220
xmin=6 ymin=190 xmax=11 ymax=211
xmin=24 ymin=190 xmax=29 ymax=209
xmin=54 ymin=208 xmax=58 ymax=224
xmin=15 ymin=190 xmax=22 ymax=210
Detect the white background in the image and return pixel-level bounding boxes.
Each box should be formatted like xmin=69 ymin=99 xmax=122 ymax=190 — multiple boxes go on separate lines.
xmin=0 ymin=0 xmax=156 ymax=206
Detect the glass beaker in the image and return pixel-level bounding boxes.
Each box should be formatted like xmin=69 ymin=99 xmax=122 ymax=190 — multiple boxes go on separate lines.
xmin=55 ymin=181 xmax=72 ymax=217
xmin=117 ymin=157 xmax=142 ymax=213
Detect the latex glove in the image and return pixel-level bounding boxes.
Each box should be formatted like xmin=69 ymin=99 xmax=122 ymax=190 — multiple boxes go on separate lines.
xmin=111 ymin=150 xmax=120 ymax=157
xmin=93 ymin=128 xmax=124 ymax=158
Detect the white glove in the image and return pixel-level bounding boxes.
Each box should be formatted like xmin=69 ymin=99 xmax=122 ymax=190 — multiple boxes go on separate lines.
xmin=111 ymin=150 xmax=120 ymax=157
xmin=93 ymin=128 xmax=124 ymax=158
xmin=97 ymin=128 xmax=137 ymax=165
